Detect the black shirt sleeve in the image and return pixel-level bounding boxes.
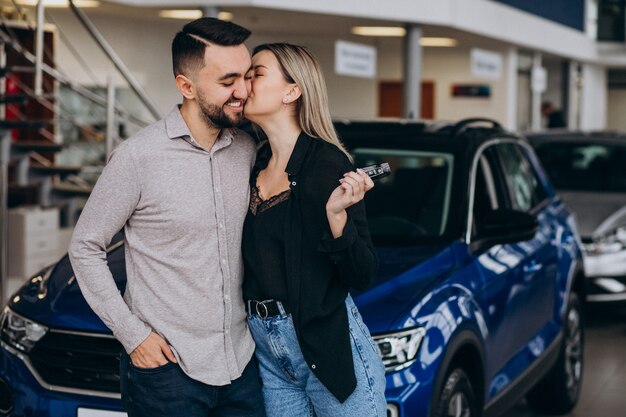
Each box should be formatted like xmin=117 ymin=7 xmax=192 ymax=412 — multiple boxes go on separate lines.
xmin=315 ymin=147 xmax=378 ymax=291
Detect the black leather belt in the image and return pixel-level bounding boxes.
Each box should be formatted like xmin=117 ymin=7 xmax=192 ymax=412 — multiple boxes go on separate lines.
xmin=246 ymin=299 xmax=289 ymax=319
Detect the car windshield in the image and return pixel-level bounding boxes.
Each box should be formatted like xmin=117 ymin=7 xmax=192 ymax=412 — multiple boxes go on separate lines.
xmin=533 ymin=141 xmax=626 ymax=192
xmin=351 ymin=148 xmax=454 ymax=246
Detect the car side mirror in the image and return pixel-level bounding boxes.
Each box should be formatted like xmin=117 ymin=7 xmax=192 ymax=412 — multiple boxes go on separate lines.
xmin=474 ymin=208 xmax=538 ymax=248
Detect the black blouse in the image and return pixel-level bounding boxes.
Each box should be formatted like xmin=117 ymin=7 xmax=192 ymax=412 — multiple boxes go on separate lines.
xmin=244 ymin=132 xmax=378 ymax=403
xmin=242 ymin=186 xmax=290 ymax=302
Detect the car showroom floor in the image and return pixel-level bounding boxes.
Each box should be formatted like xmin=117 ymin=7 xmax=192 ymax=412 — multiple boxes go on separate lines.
xmin=510 ymin=305 xmax=626 ymax=417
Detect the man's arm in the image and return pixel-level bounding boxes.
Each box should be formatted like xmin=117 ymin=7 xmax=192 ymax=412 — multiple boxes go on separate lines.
xmin=69 ymin=142 xmax=152 ymax=354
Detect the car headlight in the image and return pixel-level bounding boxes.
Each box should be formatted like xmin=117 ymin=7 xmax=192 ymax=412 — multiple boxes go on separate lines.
xmin=585 ymin=226 xmax=626 ymax=255
xmin=0 ymin=307 xmax=48 ymax=353
xmin=372 ymin=326 xmax=426 ymax=372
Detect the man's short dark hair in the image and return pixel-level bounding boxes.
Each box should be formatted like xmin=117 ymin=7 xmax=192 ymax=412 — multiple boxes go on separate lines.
xmin=172 ymin=17 xmax=251 ymax=77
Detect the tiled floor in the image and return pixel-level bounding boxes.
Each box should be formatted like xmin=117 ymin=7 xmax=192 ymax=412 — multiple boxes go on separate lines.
xmin=509 ymin=305 xmax=626 ymax=417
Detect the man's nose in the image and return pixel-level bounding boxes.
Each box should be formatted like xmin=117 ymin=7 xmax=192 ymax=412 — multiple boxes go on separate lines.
xmin=233 ymin=78 xmax=248 ymax=99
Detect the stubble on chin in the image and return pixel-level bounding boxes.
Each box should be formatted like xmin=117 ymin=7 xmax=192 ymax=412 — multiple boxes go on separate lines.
xmin=197 ymin=96 xmax=242 ymax=129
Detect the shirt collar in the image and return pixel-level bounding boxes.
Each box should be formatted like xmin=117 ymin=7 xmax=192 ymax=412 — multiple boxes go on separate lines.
xmin=254 ymin=131 xmax=313 ymax=178
xmin=165 ymin=105 xmax=190 ymax=140
xmin=165 ymin=104 xmax=234 ymax=151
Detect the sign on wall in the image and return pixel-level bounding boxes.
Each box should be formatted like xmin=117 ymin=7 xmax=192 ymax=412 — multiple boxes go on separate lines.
xmin=335 ymin=40 xmax=377 ymax=79
xmin=471 ymin=48 xmax=503 ymax=80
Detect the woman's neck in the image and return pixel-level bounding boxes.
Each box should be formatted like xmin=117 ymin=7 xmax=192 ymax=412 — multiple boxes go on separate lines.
xmin=257 ymin=116 xmax=302 ymax=169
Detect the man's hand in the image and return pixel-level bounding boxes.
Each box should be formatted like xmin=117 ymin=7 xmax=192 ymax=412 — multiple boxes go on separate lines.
xmin=129 ymin=332 xmax=177 ymax=369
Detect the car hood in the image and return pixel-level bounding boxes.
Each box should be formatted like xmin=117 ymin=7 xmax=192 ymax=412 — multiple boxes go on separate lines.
xmin=558 ymin=191 xmax=626 ymax=239
xmin=11 ymin=236 xmax=455 ymax=336
xmin=9 ymin=238 xmax=126 ymax=333
xmin=353 ymin=243 xmax=456 ymax=334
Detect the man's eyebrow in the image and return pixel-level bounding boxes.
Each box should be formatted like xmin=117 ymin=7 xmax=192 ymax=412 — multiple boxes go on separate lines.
xmin=218 ymin=72 xmax=242 ymax=81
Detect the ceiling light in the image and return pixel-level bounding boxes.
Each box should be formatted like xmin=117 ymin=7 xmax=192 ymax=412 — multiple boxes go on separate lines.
xmin=159 ymin=10 xmax=233 ymax=21
xmin=15 ymin=0 xmax=100 ymax=7
xmin=218 ymin=11 xmax=234 ymax=21
xmin=351 ymin=26 xmax=406 ymax=37
xmin=420 ymin=37 xmax=458 ymax=47
xmin=159 ymin=10 xmax=203 ymax=20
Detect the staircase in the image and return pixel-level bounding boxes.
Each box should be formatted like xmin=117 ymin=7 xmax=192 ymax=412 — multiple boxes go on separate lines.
xmin=0 ymin=3 xmax=159 ymax=303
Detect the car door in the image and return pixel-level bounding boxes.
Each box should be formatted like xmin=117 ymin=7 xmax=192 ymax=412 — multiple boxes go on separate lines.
xmin=494 ymin=142 xmax=557 ymax=344
xmin=468 ymin=145 xmax=532 ymax=393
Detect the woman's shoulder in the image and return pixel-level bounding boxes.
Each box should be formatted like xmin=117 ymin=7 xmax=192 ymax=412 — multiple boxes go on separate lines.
xmin=308 ymin=137 xmax=353 ymax=169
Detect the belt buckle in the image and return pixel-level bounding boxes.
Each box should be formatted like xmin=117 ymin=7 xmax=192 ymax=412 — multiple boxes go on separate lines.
xmin=255 ymin=301 xmax=269 ymax=319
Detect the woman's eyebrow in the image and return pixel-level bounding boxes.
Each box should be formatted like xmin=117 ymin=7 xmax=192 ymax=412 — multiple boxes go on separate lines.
xmin=253 ymin=65 xmax=268 ymax=70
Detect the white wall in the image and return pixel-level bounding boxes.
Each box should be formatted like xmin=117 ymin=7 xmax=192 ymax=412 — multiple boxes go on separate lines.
xmin=580 ymin=63 xmax=607 ymax=130
xmin=49 ymin=11 xmax=378 ymax=120
xmin=379 ymin=43 xmax=511 ymax=124
xmin=49 ymin=10 xmax=181 ymax=119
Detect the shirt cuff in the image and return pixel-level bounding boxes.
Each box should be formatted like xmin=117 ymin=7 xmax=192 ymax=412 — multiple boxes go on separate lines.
xmin=113 ymin=316 xmax=153 ymax=354
xmin=318 ymin=215 xmax=358 ymax=258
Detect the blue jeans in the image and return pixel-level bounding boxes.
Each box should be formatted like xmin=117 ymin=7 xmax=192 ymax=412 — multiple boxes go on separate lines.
xmin=120 ymin=353 xmax=266 ymax=417
xmin=247 ymin=296 xmax=386 ymax=417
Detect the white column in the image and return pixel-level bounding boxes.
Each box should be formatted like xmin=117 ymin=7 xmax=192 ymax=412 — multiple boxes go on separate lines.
xmin=531 ymin=52 xmax=543 ymax=131
xmin=403 ymin=24 xmax=422 ymax=119
xmin=505 ymin=47 xmax=518 ymax=130
xmin=580 ymin=63 xmax=607 ymax=130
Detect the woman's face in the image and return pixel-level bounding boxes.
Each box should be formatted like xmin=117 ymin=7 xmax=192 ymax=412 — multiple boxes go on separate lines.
xmin=244 ymin=50 xmax=294 ymax=122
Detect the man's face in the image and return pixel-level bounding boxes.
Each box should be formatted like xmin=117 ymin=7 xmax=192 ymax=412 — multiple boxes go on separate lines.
xmin=194 ymin=43 xmax=252 ymax=128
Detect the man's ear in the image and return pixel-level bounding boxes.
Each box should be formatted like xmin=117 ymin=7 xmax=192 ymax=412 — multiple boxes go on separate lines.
xmin=175 ymin=74 xmax=196 ymax=100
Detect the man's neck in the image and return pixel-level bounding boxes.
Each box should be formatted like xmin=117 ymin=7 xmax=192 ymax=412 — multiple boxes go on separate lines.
xmin=179 ymin=102 xmax=221 ymax=150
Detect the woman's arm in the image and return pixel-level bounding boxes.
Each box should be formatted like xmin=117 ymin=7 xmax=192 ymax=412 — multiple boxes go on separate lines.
xmin=317 ymin=151 xmax=378 ymax=291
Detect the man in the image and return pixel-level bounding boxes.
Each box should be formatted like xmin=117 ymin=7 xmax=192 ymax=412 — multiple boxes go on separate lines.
xmin=69 ymin=18 xmax=264 ymax=417
xmin=541 ymin=101 xmax=566 ymax=129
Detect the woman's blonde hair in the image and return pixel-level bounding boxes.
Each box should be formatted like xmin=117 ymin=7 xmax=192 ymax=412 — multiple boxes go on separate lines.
xmin=253 ymin=43 xmax=352 ymax=161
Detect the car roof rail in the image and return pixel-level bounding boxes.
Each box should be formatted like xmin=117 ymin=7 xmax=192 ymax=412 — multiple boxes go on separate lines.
xmin=450 ymin=118 xmax=503 ymax=137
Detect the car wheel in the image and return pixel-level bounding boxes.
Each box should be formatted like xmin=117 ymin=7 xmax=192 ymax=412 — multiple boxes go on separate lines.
xmin=431 ymin=368 xmax=478 ymax=417
xmin=526 ymin=292 xmax=584 ymax=414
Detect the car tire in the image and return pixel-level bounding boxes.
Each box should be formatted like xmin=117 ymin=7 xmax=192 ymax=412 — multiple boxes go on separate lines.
xmin=431 ymin=368 xmax=478 ymax=417
xmin=526 ymin=292 xmax=584 ymax=414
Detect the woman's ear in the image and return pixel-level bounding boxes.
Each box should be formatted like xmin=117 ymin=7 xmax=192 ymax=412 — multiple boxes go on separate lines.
xmin=175 ymin=74 xmax=196 ymax=100
xmin=284 ymin=84 xmax=302 ymax=104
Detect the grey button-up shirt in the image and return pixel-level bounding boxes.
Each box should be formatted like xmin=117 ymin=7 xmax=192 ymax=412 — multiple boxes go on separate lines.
xmin=69 ymin=105 xmax=256 ymax=386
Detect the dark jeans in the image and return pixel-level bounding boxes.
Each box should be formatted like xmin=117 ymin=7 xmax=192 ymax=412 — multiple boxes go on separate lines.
xmin=120 ymin=353 xmax=266 ymax=417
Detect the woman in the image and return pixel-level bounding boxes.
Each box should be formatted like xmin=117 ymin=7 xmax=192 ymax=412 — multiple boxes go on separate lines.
xmin=242 ymin=43 xmax=386 ymax=417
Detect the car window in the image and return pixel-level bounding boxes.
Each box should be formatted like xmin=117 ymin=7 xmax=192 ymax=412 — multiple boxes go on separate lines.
xmin=472 ymin=150 xmax=507 ymax=238
xmin=496 ymin=143 xmax=547 ymax=212
xmin=533 ymin=141 xmax=626 ymax=192
xmin=351 ymin=148 xmax=454 ymax=246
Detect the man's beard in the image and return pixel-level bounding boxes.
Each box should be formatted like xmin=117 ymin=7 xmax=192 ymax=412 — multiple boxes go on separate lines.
xmin=197 ymin=93 xmax=242 ymax=128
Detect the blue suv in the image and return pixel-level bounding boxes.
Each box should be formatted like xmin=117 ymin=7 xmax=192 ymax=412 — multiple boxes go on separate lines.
xmin=0 ymin=119 xmax=585 ymax=417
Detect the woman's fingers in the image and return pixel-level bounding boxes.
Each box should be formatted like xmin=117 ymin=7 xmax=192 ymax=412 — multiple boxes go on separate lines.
xmin=356 ymin=169 xmax=375 ymax=191
xmin=341 ymin=175 xmax=362 ymax=197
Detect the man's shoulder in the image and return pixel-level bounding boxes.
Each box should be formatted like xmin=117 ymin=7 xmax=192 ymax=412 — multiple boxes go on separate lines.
xmin=124 ymin=120 xmax=168 ymax=149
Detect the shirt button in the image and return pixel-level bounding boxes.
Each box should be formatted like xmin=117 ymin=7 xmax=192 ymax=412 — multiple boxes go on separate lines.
xmin=216 ymin=188 xmax=220 ymax=193
xmin=311 ymin=364 xmax=316 ymax=369
xmin=291 ymin=181 xmax=297 ymax=186
xmin=222 ymin=259 xmax=226 ymax=264
xmin=225 ymin=294 xmax=230 ymax=301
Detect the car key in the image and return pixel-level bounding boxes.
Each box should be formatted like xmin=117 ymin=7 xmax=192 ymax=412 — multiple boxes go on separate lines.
xmin=359 ymin=162 xmax=391 ymax=180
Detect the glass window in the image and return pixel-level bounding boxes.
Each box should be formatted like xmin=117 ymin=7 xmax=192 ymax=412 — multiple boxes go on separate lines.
xmin=598 ymin=0 xmax=625 ymax=42
xmin=351 ymin=148 xmax=454 ymax=246
xmin=472 ymin=151 xmax=510 ymax=238
xmin=497 ymin=144 xmax=547 ymax=212
xmin=533 ymin=141 xmax=626 ymax=192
